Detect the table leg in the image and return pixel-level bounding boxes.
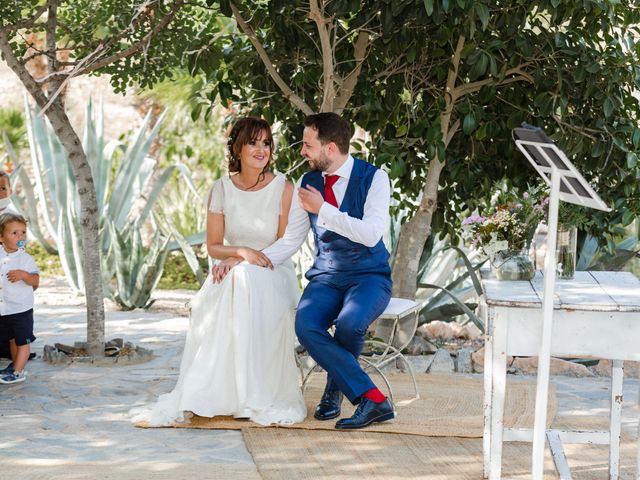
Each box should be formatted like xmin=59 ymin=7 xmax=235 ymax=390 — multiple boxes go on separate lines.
xmin=483 ymin=323 xmax=494 ymax=479
xmin=636 ymin=381 xmax=640 ymax=480
xmin=547 ymin=430 xmax=571 ymax=480
xmin=609 ymin=360 xmax=624 ymax=480
xmin=489 ymin=314 xmax=508 ymax=480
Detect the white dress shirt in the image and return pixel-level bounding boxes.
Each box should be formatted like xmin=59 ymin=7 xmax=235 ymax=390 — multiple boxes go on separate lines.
xmin=263 ymin=155 xmax=390 ymax=266
xmin=0 ymin=246 xmax=39 ymax=315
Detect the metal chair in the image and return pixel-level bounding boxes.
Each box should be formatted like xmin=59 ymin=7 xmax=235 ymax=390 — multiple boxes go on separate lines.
xmin=296 ymin=297 xmax=422 ymax=407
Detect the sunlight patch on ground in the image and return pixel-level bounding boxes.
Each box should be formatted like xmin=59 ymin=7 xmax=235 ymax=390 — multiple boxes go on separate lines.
xmin=5 ymin=458 xmax=70 ymax=466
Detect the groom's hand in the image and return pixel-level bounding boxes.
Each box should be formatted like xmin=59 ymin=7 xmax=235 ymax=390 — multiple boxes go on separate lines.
xmin=299 ymin=185 xmax=324 ymax=214
xmin=237 ymin=247 xmax=274 ymax=269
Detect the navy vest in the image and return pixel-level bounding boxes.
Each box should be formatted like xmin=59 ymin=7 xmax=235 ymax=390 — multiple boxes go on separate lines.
xmin=301 ymin=158 xmax=391 ymax=280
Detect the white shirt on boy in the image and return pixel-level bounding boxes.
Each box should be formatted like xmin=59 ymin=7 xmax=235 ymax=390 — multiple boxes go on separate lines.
xmin=0 ymin=246 xmax=39 ymax=315
xmin=0 ymin=203 xmax=20 ymax=215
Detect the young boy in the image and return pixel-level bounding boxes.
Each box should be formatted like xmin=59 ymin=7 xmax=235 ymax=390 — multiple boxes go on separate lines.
xmin=0 ymin=212 xmax=39 ymax=384
xmin=0 ymin=171 xmax=20 ymax=362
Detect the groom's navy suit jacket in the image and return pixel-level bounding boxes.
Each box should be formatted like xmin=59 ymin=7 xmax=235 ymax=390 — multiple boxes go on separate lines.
xmin=300 ymin=157 xmax=391 ymax=281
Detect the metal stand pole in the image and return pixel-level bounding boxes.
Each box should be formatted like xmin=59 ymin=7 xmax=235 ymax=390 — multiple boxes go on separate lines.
xmin=532 ymin=165 xmax=560 ymax=479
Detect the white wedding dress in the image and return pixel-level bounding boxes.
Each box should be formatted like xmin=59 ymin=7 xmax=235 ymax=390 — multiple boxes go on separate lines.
xmin=133 ymin=173 xmax=306 ymax=426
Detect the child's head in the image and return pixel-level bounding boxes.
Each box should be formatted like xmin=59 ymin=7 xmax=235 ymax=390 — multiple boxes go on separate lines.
xmin=0 ymin=212 xmax=27 ymax=253
xmin=0 ymin=172 xmax=12 ymax=208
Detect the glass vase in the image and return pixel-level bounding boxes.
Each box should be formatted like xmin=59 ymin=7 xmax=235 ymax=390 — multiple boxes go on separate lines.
xmin=492 ymin=250 xmax=535 ymax=281
xmin=556 ymin=225 xmax=577 ymax=280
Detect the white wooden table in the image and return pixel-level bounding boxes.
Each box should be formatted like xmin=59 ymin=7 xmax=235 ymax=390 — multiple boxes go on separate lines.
xmin=481 ymin=270 xmax=640 ymax=479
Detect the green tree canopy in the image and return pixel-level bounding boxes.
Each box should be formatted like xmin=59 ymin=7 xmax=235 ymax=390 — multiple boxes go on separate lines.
xmin=184 ymin=0 xmax=640 ymax=297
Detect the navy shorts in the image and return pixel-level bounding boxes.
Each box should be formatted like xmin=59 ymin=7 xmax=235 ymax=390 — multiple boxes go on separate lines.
xmin=0 ymin=309 xmax=36 ymax=346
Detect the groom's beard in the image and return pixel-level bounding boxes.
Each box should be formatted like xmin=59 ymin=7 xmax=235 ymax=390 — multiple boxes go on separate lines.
xmin=308 ymin=151 xmax=332 ymax=172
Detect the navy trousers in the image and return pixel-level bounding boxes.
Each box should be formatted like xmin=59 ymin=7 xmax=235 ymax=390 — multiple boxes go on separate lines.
xmin=295 ymin=272 xmax=392 ymax=404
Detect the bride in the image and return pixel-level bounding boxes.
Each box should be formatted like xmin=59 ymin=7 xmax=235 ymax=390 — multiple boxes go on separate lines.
xmin=134 ymin=117 xmax=306 ymax=426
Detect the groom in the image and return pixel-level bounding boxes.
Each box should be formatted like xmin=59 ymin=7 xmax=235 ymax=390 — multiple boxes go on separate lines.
xmin=262 ymin=112 xmax=393 ymax=429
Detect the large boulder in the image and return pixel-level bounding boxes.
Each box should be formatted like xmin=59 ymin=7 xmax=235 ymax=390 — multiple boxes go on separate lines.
xmin=472 ymin=346 xmax=514 ymax=374
xmin=592 ymin=359 xmax=640 ymax=378
xmin=460 ymin=323 xmax=482 ymax=340
xmin=511 ymin=357 xmax=594 ymax=377
xmin=456 ymin=348 xmax=474 ymax=373
xmin=418 ymin=321 xmax=456 ymax=340
xmin=418 ymin=320 xmax=483 ymax=342
xmin=404 ymin=335 xmax=437 ymax=355
xmin=427 ymin=348 xmax=455 ymax=374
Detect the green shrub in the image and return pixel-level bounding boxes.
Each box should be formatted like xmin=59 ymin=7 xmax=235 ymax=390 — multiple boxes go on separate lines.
xmin=158 ymin=251 xmax=209 ymax=291
xmin=27 ymin=241 xmax=63 ymax=277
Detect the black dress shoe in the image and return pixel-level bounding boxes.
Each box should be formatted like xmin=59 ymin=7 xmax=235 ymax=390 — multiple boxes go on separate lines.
xmin=314 ymin=385 xmax=344 ymax=420
xmin=335 ymin=398 xmax=394 ymax=430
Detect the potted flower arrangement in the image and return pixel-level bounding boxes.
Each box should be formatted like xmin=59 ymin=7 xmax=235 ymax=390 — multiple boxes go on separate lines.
xmin=463 ymin=189 xmax=546 ymax=280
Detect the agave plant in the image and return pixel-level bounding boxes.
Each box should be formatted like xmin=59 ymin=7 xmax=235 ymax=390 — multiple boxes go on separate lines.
xmin=374 ymin=208 xmax=487 ymax=349
xmin=389 ymin=207 xmax=486 ymax=324
xmin=576 ymin=227 xmax=639 ymax=273
xmin=106 ymin=218 xmax=170 ymax=310
xmin=157 ymin=180 xmax=207 ymax=286
xmin=16 ymin=96 xmax=165 ymax=290
xmin=13 ymin=97 xmax=200 ymax=308
xmin=416 ymin=243 xmax=486 ymax=331
xmin=2 ymin=131 xmax=56 ymax=253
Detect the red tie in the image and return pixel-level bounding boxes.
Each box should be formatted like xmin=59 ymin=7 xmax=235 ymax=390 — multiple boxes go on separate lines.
xmin=324 ymin=174 xmax=340 ymax=208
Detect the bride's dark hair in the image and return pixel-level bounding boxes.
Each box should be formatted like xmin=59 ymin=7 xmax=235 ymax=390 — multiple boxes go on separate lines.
xmin=227 ymin=117 xmax=274 ymax=187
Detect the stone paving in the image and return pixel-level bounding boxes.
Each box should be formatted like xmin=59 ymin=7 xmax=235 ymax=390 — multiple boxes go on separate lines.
xmin=0 ymin=277 xmax=637 ymax=479
xmin=0 ymin=279 xmax=258 ymax=479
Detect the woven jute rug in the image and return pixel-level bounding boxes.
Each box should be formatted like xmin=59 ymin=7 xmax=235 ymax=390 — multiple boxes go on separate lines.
xmin=138 ymin=374 xmax=556 ymax=438
xmin=0 ymin=459 xmax=261 ymax=480
xmin=242 ymin=422 xmax=638 ymax=479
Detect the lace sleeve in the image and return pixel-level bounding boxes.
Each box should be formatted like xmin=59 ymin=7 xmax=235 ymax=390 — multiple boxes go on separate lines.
xmin=208 ymin=178 xmax=224 ymax=213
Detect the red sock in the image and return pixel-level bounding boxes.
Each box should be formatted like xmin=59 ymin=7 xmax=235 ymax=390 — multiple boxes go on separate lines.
xmin=363 ymin=387 xmax=386 ymax=403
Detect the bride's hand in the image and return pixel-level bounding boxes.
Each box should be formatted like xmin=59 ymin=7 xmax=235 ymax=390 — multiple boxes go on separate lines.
xmin=211 ymin=257 xmax=242 ymax=284
xmin=237 ymin=247 xmax=274 ymax=269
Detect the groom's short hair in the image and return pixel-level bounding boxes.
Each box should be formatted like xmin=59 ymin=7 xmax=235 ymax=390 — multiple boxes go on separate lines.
xmin=304 ymin=113 xmax=352 ymax=155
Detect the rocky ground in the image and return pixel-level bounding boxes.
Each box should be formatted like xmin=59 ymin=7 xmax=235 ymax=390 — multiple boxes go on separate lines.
xmin=403 ymin=319 xmax=640 ymax=379
xmin=0 ymin=277 xmax=258 ymax=479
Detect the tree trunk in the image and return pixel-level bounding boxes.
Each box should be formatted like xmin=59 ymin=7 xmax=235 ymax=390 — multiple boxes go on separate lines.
xmin=376 ymin=155 xmax=445 ymax=348
xmin=0 ymin=32 xmax=105 ymax=357
xmin=391 ymin=158 xmax=446 ymax=299
xmin=45 ymin=103 xmax=105 ymax=356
